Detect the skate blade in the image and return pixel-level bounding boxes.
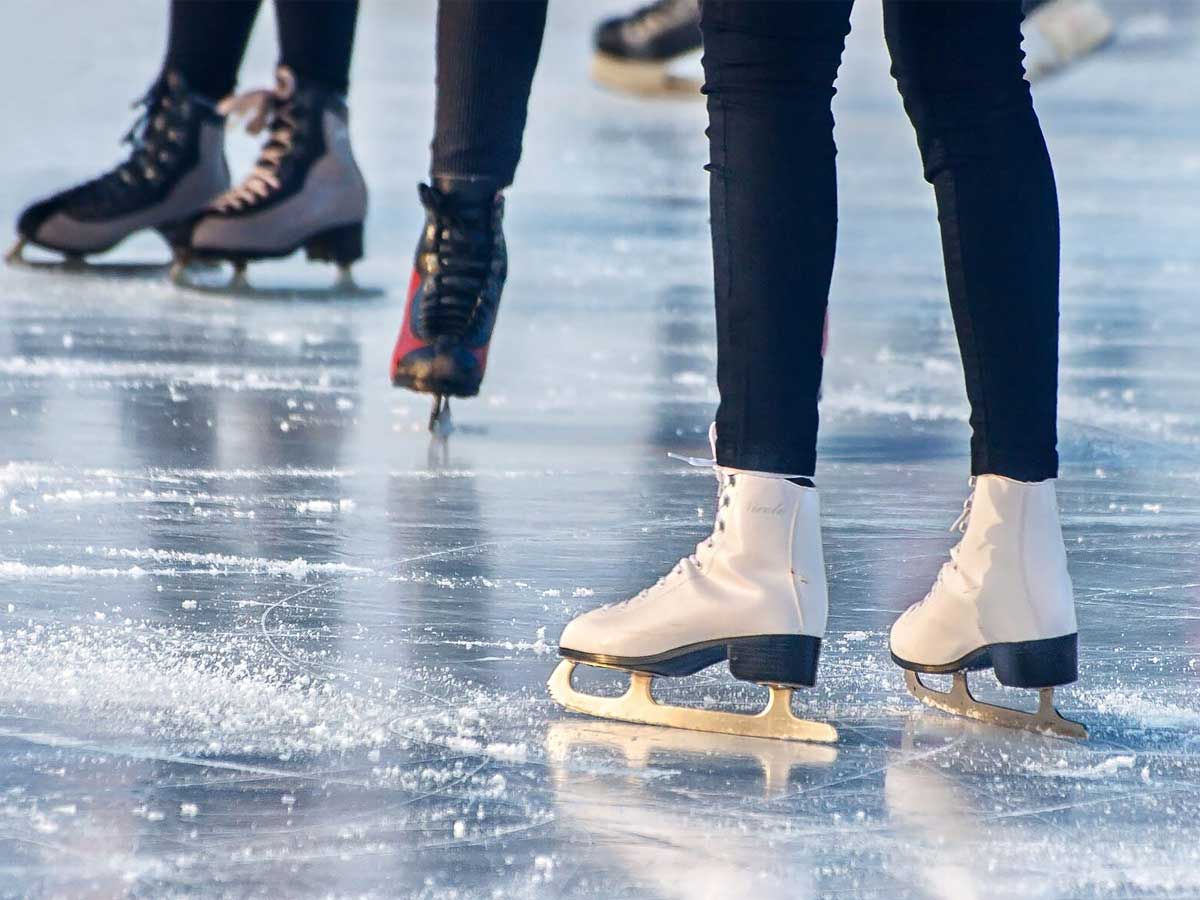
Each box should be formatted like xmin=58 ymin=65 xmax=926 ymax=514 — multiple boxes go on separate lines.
xmin=171 ymin=272 xmax=384 ymax=301
xmin=548 ymin=659 xmax=837 ymax=744
xmin=7 ymin=239 xmax=172 ymax=280
xmin=590 ymin=54 xmax=702 ymax=97
xmin=5 ymin=237 xmax=27 ymax=265
xmin=904 ymin=670 xmax=1087 ymax=740
xmin=176 ymin=283 xmax=384 ymax=301
xmin=428 ymin=395 xmax=453 ymax=437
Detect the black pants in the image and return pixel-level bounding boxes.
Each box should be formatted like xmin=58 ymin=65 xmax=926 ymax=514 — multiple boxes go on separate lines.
xmin=704 ymin=0 xmax=1060 ymax=482
xmin=164 ymin=0 xmax=359 ymax=99
xmin=163 ymin=0 xmax=546 ymax=189
xmin=430 ymin=1 xmax=547 ymax=189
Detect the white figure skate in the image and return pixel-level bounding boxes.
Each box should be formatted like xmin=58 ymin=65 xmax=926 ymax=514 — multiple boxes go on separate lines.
xmin=549 ymin=430 xmax=836 ymax=743
xmin=890 ymin=475 xmax=1087 ymax=739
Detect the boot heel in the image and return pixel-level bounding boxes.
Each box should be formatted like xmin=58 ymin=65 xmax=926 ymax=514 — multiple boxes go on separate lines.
xmin=305 ymin=222 xmax=364 ymax=265
xmin=155 ymin=220 xmax=192 ymax=251
xmin=991 ymin=633 xmax=1078 ymax=688
xmin=727 ymin=635 xmax=821 ymax=688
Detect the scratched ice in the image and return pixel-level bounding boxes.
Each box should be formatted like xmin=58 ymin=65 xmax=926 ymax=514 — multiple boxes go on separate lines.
xmin=1 ymin=2 xmax=1198 ymax=898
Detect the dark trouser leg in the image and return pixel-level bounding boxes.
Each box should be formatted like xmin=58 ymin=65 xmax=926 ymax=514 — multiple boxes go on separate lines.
xmin=430 ymin=0 xmax=549 ymax=191
xmin=702 ymin=0 xmax=853 ymax=476
xmin=163 ymin=0 xmax=262 ymax=101
xmin=885 ymin=1 xmax=1059 ymax=481
xmin=275 ymin=0 xmax=360 ymax=94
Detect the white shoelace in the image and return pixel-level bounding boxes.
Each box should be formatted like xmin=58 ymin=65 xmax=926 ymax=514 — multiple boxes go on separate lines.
xmin=605 ymin=453 xmax=731 ymax=611
xmin=920 ymin=477 xmax=978 ymax=606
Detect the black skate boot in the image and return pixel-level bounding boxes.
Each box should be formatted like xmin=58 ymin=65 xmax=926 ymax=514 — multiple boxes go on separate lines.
xmin=174 ymin=66 xmax=369 ymax=294
xmin=592 ymin=0 xmax=702 ymax=96
xmin=9 ymin=70 xmax=228 ymax=273
xmin=389 ymin=181 xmax=506 ymax=434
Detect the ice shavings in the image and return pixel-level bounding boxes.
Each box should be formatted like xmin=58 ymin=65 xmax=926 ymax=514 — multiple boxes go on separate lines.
xmin=0 ymin=548 xmax=372 ymax=582
xmin=0 ymin=622 xmax=400 ymax=758
xmin=96 ymin=547 xmax=372 ymax=579
xmin=1024 ymin=754 xmax=1136 ymax=780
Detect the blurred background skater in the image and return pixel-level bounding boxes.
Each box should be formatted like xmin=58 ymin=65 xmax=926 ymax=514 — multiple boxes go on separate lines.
xmin=10 ymin=1 xmax=367 ymax=289
xmin=1021 ymin=0 xmax=1114 ymax=79
xmin=389 ymin=0 xmax=547 ymax=433
xmin=591 ymin=0 xmax=704 ymax=96
xmin=588 ymin=0 xmax=1114 ymax=98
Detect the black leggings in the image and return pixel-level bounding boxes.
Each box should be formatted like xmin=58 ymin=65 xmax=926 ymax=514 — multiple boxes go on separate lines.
xmin=430 ymin=0 xmax=547 ymax=189
xmin=704 ymin=0 xmax=1060 ymax=482
xmin=163 ymin=0 xmax=359 ymax=99
xmin=163 ymin=0 xmax=546 ymax=189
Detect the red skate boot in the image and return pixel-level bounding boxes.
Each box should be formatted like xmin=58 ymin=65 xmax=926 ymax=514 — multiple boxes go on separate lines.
xmin=390 ymin=180 xmax=506 ymax=433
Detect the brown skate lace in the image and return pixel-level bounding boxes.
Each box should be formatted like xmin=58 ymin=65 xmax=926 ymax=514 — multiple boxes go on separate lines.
xmin=211 ymin=67 xmax=299 ymax=212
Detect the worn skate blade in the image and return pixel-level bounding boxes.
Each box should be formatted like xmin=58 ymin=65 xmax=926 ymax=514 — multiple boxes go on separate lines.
xmin=591 ymin=53 xmax=702 ymax=97
xmin=904 ymin=670 xmax=1088 ymax=740
xmin=548 ymin=659 xmax=837 ymax=743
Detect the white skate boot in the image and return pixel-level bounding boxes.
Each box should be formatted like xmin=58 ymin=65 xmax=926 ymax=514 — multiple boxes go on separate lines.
xmin=549 ymin=432 xmax=836 ymax=742
xmin=890 ymin=475 xmax=1086 ymax=739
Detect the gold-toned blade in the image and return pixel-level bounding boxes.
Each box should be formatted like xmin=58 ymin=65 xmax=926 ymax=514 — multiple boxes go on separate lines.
xmin=5 ymin=237 xmax=26 ymax=265
xmin=548 ymin=659 xmax=837 ymax=744
xmin=904 ymin=670 xmax=1088 ymax=740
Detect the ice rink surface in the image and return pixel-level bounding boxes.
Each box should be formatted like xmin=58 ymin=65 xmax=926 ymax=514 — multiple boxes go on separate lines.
xmin=1 ymin=2 xmax=1199 ymax=897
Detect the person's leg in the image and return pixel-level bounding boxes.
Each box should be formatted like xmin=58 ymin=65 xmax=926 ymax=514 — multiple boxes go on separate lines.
xmin=886 ymin=2 xmax=1081 ymax=737
xmin=164 ymin=0 xmax=263 ymax=100
xmin=885 ymin=0 xmax=1059 ymax=481
xmin=548 ymin=1 xmax=855 ymax=741
xmin=430 ymin=0 xmax=549 ymax=192
xmin=391 ymin=1 xmax=548 ymax=427
xmin=704 ymin=0 xmax=853 ymax=477
xmin=275 ymin=0 xmax=359 ymax=94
